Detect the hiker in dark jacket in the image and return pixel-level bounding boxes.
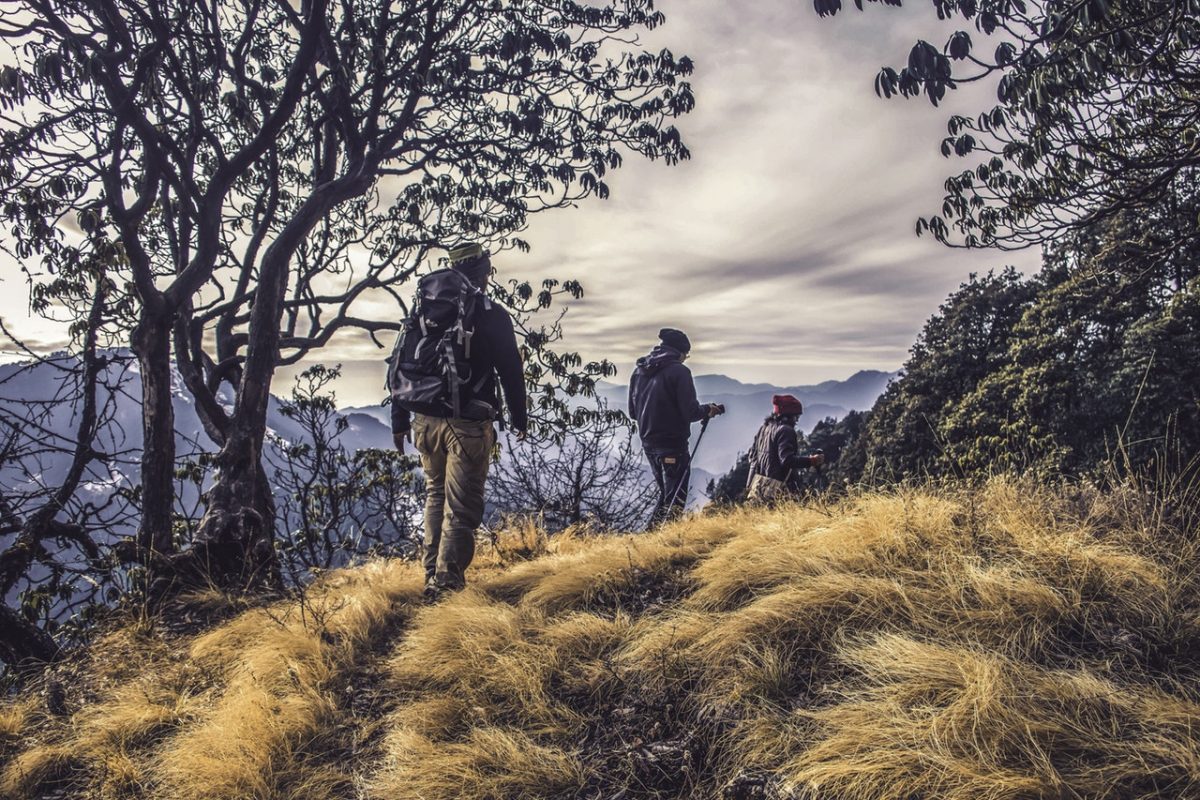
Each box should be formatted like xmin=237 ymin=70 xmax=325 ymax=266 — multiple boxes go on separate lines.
xmin=391 ymin=243 xmax=527 ymax=600
xmin=746 ymin=394 xmax=825 ymax=502
xmin=628 ymin=328 xmax=725 ymax=526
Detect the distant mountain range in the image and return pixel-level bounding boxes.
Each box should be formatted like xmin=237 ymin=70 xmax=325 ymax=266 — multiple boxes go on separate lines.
xmin=1 ymin=354 xmax=894 ymax=499
xmin=678 ymin=371 xmax=897 ymax=409
xmin=348 ymin=369 xmax=898 ymax=477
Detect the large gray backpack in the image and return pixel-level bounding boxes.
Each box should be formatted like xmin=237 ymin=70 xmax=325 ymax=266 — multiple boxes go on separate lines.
xmin=386 ymin=268 xmax=495 ymax=419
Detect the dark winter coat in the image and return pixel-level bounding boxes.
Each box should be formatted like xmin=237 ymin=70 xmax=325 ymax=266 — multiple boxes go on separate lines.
xmin=627 ymin=345 xmax=706 ymax=454
xmin=747 ymin=418 xmax=809 ymax=485
xmin=391 ymin=304 xmax=527 ymax=435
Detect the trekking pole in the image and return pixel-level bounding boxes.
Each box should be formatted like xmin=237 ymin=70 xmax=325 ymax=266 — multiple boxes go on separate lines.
xmin=690 ymin=416 xmax=711 ymax=461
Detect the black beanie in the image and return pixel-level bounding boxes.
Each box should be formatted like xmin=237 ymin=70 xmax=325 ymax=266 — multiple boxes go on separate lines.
xmin=659 ymin=328 xmax=691 ymax=355
xmin=452 ymin=254 xmax=491 ymax=286
xmin=448 ymin=242 xmax=490 ymax=285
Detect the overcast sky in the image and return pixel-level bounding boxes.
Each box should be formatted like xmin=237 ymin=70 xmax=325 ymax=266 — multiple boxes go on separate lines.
xmin=512 ymin=0 xmax=1043 ymax=380
xmin=312 ymin=0 xmax=1042 ymax=404
xmin=0 ymin=0 xmax=1041 ymax=408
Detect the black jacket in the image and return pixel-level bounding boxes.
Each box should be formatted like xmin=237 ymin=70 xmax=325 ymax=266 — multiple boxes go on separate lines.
xmin=748 ymin=418 xmax=809 ymax=485
xmin=628 ymin=345 xmax=706 ymax=453
xmin=391 ymin=304 xmax=527 ymax=434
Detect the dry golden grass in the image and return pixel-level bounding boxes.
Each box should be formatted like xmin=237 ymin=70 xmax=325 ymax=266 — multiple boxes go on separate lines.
xmin=0 ymin=697 xmax=32 ymax=743
xmin=4 ymin=479 xmax=1199 ymax=800
xmin=776 ymin=633 xmax=1200 ymax=800
xmin=1 ymin=742 xmax=78 ymax=799
xmin=481 ymin=509 xmax=741 ymax=611
xmin=376 ymin=725 xmax=583 ymax=800
xmin=150 ymin=559 xmax=422 ymax=800
xmin=2 ymin=558 xmax=424 ymax=800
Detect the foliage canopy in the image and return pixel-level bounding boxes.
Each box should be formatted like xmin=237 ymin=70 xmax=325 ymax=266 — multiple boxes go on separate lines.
xmin=816 ymin=0 xmax=1200 ymax=248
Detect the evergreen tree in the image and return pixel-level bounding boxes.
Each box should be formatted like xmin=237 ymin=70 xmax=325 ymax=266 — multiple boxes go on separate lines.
xmin=707 ymin=452 xmax=750 ymax=506
xmin=862 ymin=269 xmax=1036 ymax=481
xmin=855 ymin=193 xmax=1200 ymax=483
xmin=807 ymin=410 xmax=869 ymax=490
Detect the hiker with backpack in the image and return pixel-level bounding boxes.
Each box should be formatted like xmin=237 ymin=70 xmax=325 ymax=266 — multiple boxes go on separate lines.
xmin=388 ymin=243 xmax=527 ymax=601
xmin=628 ymin=328 xmax=725 ymax=527
xmin=745 ymin=394 xmax=825 ymax=503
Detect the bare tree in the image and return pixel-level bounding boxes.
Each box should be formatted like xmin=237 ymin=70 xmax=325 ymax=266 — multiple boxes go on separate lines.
xmin=266 ymin=365 xmax=424 ymax=585
xmin=0 ymin=280 xmax=140 ymax=672
xmin=488 ymin=405 xmax=656 ymax=533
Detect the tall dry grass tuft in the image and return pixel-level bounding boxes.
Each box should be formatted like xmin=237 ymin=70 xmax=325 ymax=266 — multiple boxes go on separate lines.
xmin=2 ymin=559 xmax=424 ymax=800
xmin=482 ymin=510 xmax=741 ymax=611
xmin=0 ymin=623 xmax=191 ymax=800
xmin=370 ymin=592 xmax=629 ymax=798
xmin=151 ymin=559 xmax=422 ymax=800
xmin=377 ymin=725 xmax=583 ymax=800
xmin=778 ymin=633 xmax=1200 ymax=800
xmin=1 ymin=743 xmax=79 ymax=799
xmin=0 ymin=698 xmax=32 ymax=746
xmin=3 ymin=479 xmax=1198 ymax=800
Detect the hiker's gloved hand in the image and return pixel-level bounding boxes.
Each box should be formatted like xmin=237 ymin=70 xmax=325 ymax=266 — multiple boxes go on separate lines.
xmin=808 ymin=452 xmax=826 ymax=468
xmin=393 ymin=432 xmax=408 ymax=453
xmin=705 ymin=403 xmax=726 ymax=418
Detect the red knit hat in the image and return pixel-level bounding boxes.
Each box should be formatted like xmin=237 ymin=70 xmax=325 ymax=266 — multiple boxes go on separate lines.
xmin=772 ymin=394 xmax=803 ymax=416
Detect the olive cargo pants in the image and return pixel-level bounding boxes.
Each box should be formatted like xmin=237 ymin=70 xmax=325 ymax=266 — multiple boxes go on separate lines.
xmin=412 ymin=413 xmax=495 ymax=589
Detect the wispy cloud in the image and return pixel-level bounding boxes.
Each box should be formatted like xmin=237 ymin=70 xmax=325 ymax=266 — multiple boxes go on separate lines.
xmin=0 ymin=315 xmax=71 ymax=358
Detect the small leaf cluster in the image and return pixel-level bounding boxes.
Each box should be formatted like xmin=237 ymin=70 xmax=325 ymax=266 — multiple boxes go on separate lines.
xmin=815 ymin=0 xmax=1200 ymax=248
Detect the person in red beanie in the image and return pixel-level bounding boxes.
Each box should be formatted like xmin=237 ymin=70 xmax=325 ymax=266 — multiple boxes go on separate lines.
xmin=745 ymin=393 xmax=825 ymax=502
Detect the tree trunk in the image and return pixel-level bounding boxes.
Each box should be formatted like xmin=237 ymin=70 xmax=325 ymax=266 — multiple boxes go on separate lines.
xmin=0 ymin=603 xmax=60 ymax=672
xmin=182 ymin=174 xmax=371 ymax=593
xmin=131 ymin=309 xmax=176 ymax=564
xmin=185 ymin=233 xmax=291 ymax=592
xmin=173 ymin=309 xmax=230 ymax=448
xmin=185 ymin=419 xmax=280 ymax=590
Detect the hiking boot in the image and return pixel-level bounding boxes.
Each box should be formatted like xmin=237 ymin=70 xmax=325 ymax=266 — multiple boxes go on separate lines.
xmin=433 ymin=571 xmax=466 ymax=593
xmin=422 ymin=578 xmax=443 ymax=605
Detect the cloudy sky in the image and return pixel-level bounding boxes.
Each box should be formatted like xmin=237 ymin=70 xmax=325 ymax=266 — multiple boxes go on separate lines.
xmin=0 ymin=0 xmax=1041 ymax=408
xmin=316 ymin=0 xmax=1042 ymax=404
xmin=511 ymin=0 xmax=1043 ymax=380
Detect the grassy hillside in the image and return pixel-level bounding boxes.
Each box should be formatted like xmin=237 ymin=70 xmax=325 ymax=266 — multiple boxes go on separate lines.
xmin=2 ymin=482 xmax=1199 ymax=800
